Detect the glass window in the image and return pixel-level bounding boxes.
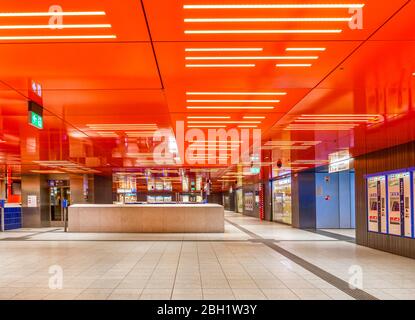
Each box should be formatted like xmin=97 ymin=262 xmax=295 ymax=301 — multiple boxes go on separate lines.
xmin=272 ymin=177 xmax=292 ymax=224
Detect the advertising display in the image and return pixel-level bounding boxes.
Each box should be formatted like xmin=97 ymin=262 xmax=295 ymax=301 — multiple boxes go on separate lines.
xmin=244 ymin=192 xmax=254 ymax=211
xmin=367 ymin=175 xmax=387 ymax=233
xmin=272 ymin=177 xmax=292 ymax=225
xmin=387 ymin=172 xmax=412 ymax=237
xmin=236 ymin=189 xmax=243 ymax=213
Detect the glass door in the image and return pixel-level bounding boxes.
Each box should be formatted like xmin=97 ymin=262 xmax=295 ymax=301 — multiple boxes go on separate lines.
xmin=50 ymin=186 xmax=71 ymax=222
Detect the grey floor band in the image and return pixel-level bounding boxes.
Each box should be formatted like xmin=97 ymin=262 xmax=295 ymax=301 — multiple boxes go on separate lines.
xmin=225 ymin=218 xmax=378 ymax=301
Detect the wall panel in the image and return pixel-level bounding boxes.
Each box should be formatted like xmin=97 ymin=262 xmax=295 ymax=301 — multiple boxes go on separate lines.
xmin=355 ymin=141 xmax=415 ymax=258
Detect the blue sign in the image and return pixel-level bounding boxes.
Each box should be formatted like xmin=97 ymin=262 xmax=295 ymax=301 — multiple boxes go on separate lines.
xmin=62 ymin=199 xmax=69 ymax=208
xmin=0 ymin=200 xmax=5 ymax=209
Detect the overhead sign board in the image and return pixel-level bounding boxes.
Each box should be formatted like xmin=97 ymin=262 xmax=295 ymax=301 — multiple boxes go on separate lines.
xmin=28 ymin=101 xmax=43 ymax=129
xmin=328 ymin=150 xmax=351 ymax=173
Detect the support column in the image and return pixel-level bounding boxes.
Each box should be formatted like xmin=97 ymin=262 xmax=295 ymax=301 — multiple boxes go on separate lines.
xmin=291 ymin=170 xmax=317 ymax=229
xmin=93 ymin=175 xmax=113 ymax=204
xmin=21 ymin=174 xmax=50 ymax=227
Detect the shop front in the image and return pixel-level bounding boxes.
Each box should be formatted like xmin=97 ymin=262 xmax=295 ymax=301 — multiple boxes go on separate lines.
xmin=272 ymin=176 xmax=292 ymax=225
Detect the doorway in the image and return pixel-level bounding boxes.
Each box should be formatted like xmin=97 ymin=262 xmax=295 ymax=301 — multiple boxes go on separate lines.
xmin=49 ymin=180 xmax=70 ymax=226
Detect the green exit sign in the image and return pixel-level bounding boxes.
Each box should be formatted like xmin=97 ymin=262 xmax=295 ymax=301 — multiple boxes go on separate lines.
xmin=29 ymin=111 xmax=43 ymax=129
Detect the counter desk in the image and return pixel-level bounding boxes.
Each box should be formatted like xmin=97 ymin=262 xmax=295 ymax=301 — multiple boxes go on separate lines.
xmin=68 ymin=203 xmax=224 ymax=233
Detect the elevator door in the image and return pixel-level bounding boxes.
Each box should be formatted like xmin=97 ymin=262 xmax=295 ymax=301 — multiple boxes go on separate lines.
xmin=50 ymin=186 xmax=70 ymax=222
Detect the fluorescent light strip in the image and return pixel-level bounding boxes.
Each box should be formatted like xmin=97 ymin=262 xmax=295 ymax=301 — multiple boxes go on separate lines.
xmin=0 ymin=11 xmax=106 ymax=17
xmin=186 ymin=92 xmax=287 ymax=96
xmin=187 ymin=99 xmax=279 ymax=103
xmin=185 ymin=18 xmax=351 ymax=22
xmin=186 ymin=64 xmax=255 ymax=67
xmin=0 ymin=24 xmax=111 ymax=29
xmin=286 ymin=47 xmax=326 ymax=51
xmin=187 ymin=121 xmax=261 ymax=124
xmin=243 ymin=116 xmax=265 ymax=119
xmin=208 ymin=149 xmax=239 ymax=152
xmin=185 ymin=29 xmax=342 ymax=34
xmin=285 ymin=128 xmax=354 ymax=131
xmin=300 ymin=114 xmax=379 ymax=117
xmin=276 ymin=64 xmax=312 ymax=67
xmin=185 ymin=48 xmax=263 ymax=52
xmin=295 ymin=119 xmax=374 ymax=122
xmin=190 ymin=140 xmax=242 ymax=143
xmin=183 ymin=4 xmax=365 ymax=9
xmin=187 ymin=125 xmax=227 ymax=128
xmin=0 ymin=35 xmax=116 ymax=40
xmin=187 ymin=106 xmax=274 ymax=109
xmin=185 ymin=56 xmax=319 ymax=60
xmin=187 ymin=116 xmax=231 ymax=119
xmin=238 ymin=125 xmax=258 ymax=128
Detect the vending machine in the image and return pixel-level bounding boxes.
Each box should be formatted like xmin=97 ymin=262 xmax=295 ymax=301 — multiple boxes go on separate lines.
xmin=367 ymin=175 xmax=387 ymax=233
xmin=387 ymin=172 xmax=412 ymax=237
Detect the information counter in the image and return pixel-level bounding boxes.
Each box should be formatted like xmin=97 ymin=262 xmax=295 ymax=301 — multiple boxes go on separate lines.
xmin=68 ymin=204 xmax=224 ymax=233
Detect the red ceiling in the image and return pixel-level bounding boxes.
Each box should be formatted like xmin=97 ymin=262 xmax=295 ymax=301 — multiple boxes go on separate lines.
xmin=0 ymin=0 xmax=414 ymax=183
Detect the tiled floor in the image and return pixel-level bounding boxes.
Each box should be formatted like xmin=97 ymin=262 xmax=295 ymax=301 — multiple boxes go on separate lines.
xmin=0 ymin=211 xmax=414 ymax=300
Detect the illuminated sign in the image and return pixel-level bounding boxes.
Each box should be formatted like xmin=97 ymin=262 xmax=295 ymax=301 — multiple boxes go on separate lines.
xmin=28 ymin=101 xmax=43 ymax=129
xmin=28 ymin=79 xmax=43 ymax=106
xmin=250 ymin=167 xmax=260 ymax=174
xmin=328 ymin=150 xmax=351 ymax=173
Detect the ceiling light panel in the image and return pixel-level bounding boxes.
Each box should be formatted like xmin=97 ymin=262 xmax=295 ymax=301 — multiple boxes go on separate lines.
xmin=0 ymin=11 xmax=106 ymax=17
xmin=185 ymin=56 xmax=319 ymax=60
xmin=186 ymin=63 xmax=255 ymax=67
xmin=183 ymin=4 xmax=365 ymax=9
xmin=187 ymin=106 xmax=274 ymax=109
xmin=185 ymin=18 xmax=351 ymax=23
xmin=187 ymin=99 xmax=280 ymax=103
xmin=185 ymin=30 xmax=342 ymax=34
xmin=185 ymin=48 xmax=263 ymax=51
xmin=186 ymin=92 xmax=287 ymax=95
xmin=0 ymin=10 xmax=115 ymax=42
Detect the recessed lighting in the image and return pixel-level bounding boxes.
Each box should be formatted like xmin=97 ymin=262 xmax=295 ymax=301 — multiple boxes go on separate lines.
xmin=0 ymin=11 xmax=106 ymax=17
xmin=187 ymin=99 xmax=279 ymax=103
xmin=186 ymin=92 xmax=287 ymax=96
xmin=187 ymin=106 xmax=274 ymax=109
xmin=0 ymin=35 xmax=116 ymax=41
xmin=185 ymin=29 xmax=342 ymax=34
xmin=187 ymin=116 xmax=231 ymax=119
xmin=276 ymin=64 xmax=312 ymax=67
xmin=0 ymin=24 xmax=111 ymax=30
xmin=185 ymin=18 xmax=351 ymax=23
xmin=183 ymin=4 xmax=365 ymax=9
xmin=186 ymin=64 xmax=255 ymax=67
xmin=286 ymin=47 xmax=326 ymax=51
xmin=185 ymin=56 xmax=319 ymax=60
xmin=185 ymin=48 xmax=263 ymax=52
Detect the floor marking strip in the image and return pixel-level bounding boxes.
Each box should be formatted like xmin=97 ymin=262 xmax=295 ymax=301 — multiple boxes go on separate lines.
xmin=304 ymin=229 xmax=356 ymax=243
xmin=225 ymin=218 xmax=378 ymax=301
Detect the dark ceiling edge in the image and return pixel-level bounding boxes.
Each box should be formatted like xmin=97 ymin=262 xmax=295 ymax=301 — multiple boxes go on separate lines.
xmin=140 ymin=0 xmax=165 ymax=90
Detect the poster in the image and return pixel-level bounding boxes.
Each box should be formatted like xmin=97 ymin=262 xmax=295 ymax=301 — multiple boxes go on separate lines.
xmin=387 ymin=172 xmax=412 ymax=237
xmin=244 ymin=192 xmax=254 ymax=211
xmin=27 ymin=195 xmax=37 ymax=208
xmin=367 ymin=176 xmax=387 ymax=233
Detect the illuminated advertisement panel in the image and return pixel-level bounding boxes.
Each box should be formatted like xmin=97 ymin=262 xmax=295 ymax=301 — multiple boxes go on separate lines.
xmin=387 ymin=172 xmax=412 ymax=237
xmin=367 ymin=175 xmax=387 ymax=233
